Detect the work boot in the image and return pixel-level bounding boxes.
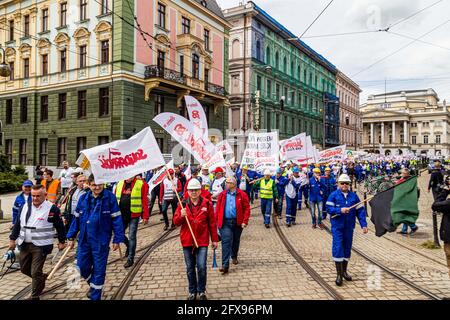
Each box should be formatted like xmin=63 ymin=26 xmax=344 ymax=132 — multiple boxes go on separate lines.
xmin=124 ymin=259 xmax=134 ymax=268
xmin=318 ymin=223 xmax=324 ymax=230
xmin=265 ymin=224 xmax=270 ymax=229
xmin=287 ymin=223 xmax=291 ymax=227
xmin=342 ymin=260 xmax=352 ymax=281
xmin=198 ymin=292 xmax=207 ymax=300
xmin=292 ymin=221 xmax=297 ymax=225
xmin=410 ymin=226 xmax=419 ymax=235
xmin=163 ymin=224 xmax=169 ymax=231
xmin=232 ymin=258 xmax=239 ymax=265
xmin=187 ymin=293 xmax=196 ymax=300
xmin=335 ymin=262 xmax=343 ymax=286
xmin=219 ymin=267 xmax=229 ymax=274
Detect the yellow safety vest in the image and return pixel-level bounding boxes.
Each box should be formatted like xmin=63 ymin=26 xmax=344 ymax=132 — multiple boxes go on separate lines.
xmin=115 ymin=180 xmax=144 ymax=213
xmin=260 ymin=179 xmax=274 ymax=199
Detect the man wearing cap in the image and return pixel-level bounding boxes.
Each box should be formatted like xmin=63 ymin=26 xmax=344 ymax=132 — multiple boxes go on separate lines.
xmin=429 ymin=160 xmax=445 ymax=200
xmin=210 ymin=168 xmax=226 ymax=208
xmin=11 ymin=180 xmax=33 ymax=229
xmin=173 ymin=179 xmax=218 ymax=300
xmin=253 ymin=169 xmax=278 ymax=228
xmin=200 ymin=166 xmax=211 ymax=191
xmin=215 ymin=177 xmax=250 ymax=273
xmin=326 ymin=174 xmax=368 ymax=286
xmin=274 ymin=168 xmax=288 ymax=219
xmin=298 ymin=166 xmax=310 ymax=210
xmin=160 ymin=169 xmax=182 ymax=230
xmin=285 ymin=167 xmax=302 ymax=227
xmin=321 ymin=167 xmax=337 ymax=220
xmin=237 ymin=166 xmax=253 ymax=200
xmin=309 ymin=168 xmax=326 ymax=229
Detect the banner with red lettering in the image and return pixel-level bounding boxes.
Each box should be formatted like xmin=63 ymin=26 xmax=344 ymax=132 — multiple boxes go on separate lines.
xmin=153 ymin=113 xmax=226 ymax=169
xmin=241 ymin=132 xmax=279 ymax=174
xmin=216 ymin=140 xmax=234 ymax=156
xmin=279 ymin=133 xmax=306 ymax=161
xmin=185 ymin=95 xmax=209 ymax=141
xmin=76 ymin=127 xmax=165 ymax=184
xmin=294 ymin=135 xmax=317 ymax=164
xmin=148 ymin=160 xmax=174 ymax=193
xmin=318 ymin=145 xmax=347 ymax=163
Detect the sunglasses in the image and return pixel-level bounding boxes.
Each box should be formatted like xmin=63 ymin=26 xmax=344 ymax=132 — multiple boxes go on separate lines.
xmin=340 ymin=182 xmax=350 ymax=185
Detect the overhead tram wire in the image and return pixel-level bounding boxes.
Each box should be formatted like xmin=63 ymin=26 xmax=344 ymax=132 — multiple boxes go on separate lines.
xmin=351 ymin=19 xmax=450 ymax=78
xmin=385 ymin=0 xmax=445 ymax=30
xmin=388 ymin=30 xmax=450 ymax=52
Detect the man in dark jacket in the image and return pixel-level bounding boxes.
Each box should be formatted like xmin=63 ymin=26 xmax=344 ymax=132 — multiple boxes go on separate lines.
xmin=429 ymin=160 xmax=445 ymax=200
xmin=431 ymin=190 xmax=450 ymax=278
xmin=215 ymin=177 xmax=251 ymax=274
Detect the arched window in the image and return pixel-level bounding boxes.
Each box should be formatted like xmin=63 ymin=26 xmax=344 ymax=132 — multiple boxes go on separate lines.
xmin=232 ymin=39 xmax=240 ymax=59
xmin=256 ymin=40 xmax=261 ymax=61
xmin=283 ymin=56 xmax=287 ymax=73
xmin=290 ymin=61 xmax=294 ymax=76
xmin=192 ymin=54 xmax=200 ymax=79
xmin=275 ymin=51 xmax=279 ymax=69
xmin=266 ymin=47 xmax=271 ymax=65
xmin=297 ymin=65 xmax=300 ymax=79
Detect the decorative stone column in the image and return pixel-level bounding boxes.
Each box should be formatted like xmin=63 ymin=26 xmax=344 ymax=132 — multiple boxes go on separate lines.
xmin=392 ymin=121 xmax=396 ymax=144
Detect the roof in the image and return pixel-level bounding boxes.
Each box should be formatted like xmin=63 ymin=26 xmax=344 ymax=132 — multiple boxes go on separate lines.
xmin=372 ymin=89 xmax=437 ymax=97
xmin=249 ymin=1 xmax=337 ymax=73
xmin=192 ymin=0 xmax=225 ymax=20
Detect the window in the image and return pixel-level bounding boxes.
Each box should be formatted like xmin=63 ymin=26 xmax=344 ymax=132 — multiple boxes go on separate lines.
xmin=275 ymin=83 xmax=280 ymax=101
xmin=24 ymin=15 xmax=30 ymax=37
xmin=101 ymin=40 xmax=109 ymax=64
xmin=158 ymin=3 xmax=166 ymax=28
xmin=60 ymin=49 xmax=67 ymax=72
xmin=39 ymin=139 xmax=48 ymax=166
xmin=42 ymin=8 xmax=49 ymax=32
xmin=284 ymin=116 xmax=288 ymax=133
xmin=58 ymin=93 xmax=67 ymax=120
xmin=76 ymin=137 xmax=87 ymax=157
xmin=276 ymin=114 xmax=280 ymax=129
xmin=9 ymin=20 xmax=14 ymax=42
xmin=179 ymin=55 xmax=184 ymax=76
xmin=204 ymin=68 xmax=209 ymax=90
xmin=156 ymin=138 xmax=164 ymax=152
xmin=5 ymin=139 xmax=12 ymax=163
xmin=400 ymin=134 xmax=404 ymax=143
xmin=57 ymin=138 xmax=67 ymax=165
xmin=79 ymin=45 xmax=87 ymax=68
xmin=389 ymin=134 xmax=392 ymax=144
xmin=98 ymin=136 xmax=109 ymax=145
xmin=204 ymin=29 xmax=210 ymax=51
xmin=275 ymin=52 xmax=279 ymax=69
xmin=101 ymin=0 xmax=109 ymax=15
xmin=283 ymin=57 xmax=287 ymax=73
xmin=267 ymin=80 xmax=272 ymax=98
xmin=23 ymin=58 xmax=29 ymax=79
xmin=20 ymin=98 xmax=27 ymax=123
xmin=411 ymin=123 xmax=417 ymax=128
xmin=60 ymin=2 xmax=67 ymax=26
xmin=345 ymin=116 xmax=350 ymax=126
xmin=155 ymin=94 xmax=164 ymax=115
xmin=42 ymin=54 xmax=48 ymax=76
xmin=182 ymin=17 xmax=190 ymax=34
xmin=80 ymin=0 xmax=88 ymax=21
xmin=266 ymin=111 xmax=271 ymax=130
xmin=423 ymin=122 xmax=429 ymax=128
xmin=424 ymin=135 xmax=429 ymax=144
xmin=192 ymin=54 xmax=200 ymax=79
xmin=266 ymin=47 xmax=271 ymax=65
xmin=290 ymin=91 xmax=295 ymax=106
xmin=19 ymin=139 xmax=27 ymax=165
xmin=157 ymin=50 xmax=165 ymax=70
xmin=41 ymin=96 xmax=48 ymax=122
xmin=78 ymin=90 xmax=87 ymax=118
xmin=9 ymin=62 xmax=14 ymax=81
xmin=436 ymin=135 xmax=441 ymax=144
xmin=411 ymin=135 xmax=417 ymax=144
xmin=6 ymin=100 xmax=13 ymax=124
xmin=256 ymin=40 xmax=261 ymax=61
xmin=99 ymin=88 xmax=109 ymax=116
xmin=256 ymin=75 xmax=262 ymax=91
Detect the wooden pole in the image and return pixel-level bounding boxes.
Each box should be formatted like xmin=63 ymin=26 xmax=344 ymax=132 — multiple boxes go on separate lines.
xmin=47 ymin=246 xmax=71 ymax=280
xmin=331 ymin=195 xmax=375 ymax=218
xmin=165 ymin=166 xmax=199 ymax=248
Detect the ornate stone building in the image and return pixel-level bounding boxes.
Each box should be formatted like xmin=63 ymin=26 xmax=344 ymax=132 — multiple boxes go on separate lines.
xmin=360 ymin=89 xmax=450 ymax=157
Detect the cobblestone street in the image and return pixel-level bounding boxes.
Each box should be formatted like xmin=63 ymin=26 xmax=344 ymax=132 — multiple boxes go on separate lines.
xmin=1 ymin=173 xmax=449 ymax=300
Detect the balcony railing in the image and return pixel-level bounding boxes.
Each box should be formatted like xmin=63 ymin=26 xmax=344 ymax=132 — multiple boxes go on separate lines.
xmin=206 ymin=82 xmax=226 ymax=96
xmin=144 ymin=65 xmax=187 ymax=85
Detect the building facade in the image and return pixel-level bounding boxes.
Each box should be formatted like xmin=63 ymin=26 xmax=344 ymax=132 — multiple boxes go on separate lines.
xmin=222 ymin=1 xmax=337 ymax=159
xmin=0 ymin=0 xmax=229 ymax=167
xmin=336 ymin=71 xmax=362 ymax=150
xmin=360 ymin=89 xmax=450 ymax=157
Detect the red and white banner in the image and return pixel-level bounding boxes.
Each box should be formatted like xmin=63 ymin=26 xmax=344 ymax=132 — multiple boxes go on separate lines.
xmin=153 ymin=112 xmax=226 ymax=169
xmin=216 ymin=140 xmax=234 ymax=156
xmin=280 ymin=133 xmax=307 ymax=161
xmin=294 ymin=135 xmax=317 ymax=164
xmin=318 ymin=145 xmax=347 ymax=163
xmin=184 ymin=163 xmax=192 ymax=181
xmin=76 ymin=127 xmax=165 ymax=184
xmin=241 ymin=132 xmax=279 ymax=174
xmin=185 ymin=95 xmax=209 ymax=141
xmin=148 ymin=160 xmax=174 ymax=193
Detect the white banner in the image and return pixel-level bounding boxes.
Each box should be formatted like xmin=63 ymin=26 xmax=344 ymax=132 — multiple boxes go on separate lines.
xmin=241 ymin=132 xmax=279 ymax=174
xmin=318 ymin=145 xmax=347 ymax=163
xmin=148 ymin=160 xmax=174 ymax=193
xmin=184 ymin=162 xmax=191 ymax=181
xmin=216 ymin=140 xmax=234 ymax=156
xmin=153 ymin=113 xmax=226 ymax=170
xmin=185 ymin=95 xmax=208 ymax=141
xmin=76 ymin=127 xmax=165 ymax=184
xmin=279 ymin=133 xmax=307 ymax=161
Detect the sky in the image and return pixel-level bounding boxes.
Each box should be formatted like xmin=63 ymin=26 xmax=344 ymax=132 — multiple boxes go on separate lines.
xmin=216 ymin=0 xmax=450 ymax=104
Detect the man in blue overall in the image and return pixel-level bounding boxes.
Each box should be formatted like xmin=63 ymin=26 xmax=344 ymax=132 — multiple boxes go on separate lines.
xmin=326 ymin=174 xmax=368 ymax=286
xmin=67 ymin=174 xmax=125 ymax=300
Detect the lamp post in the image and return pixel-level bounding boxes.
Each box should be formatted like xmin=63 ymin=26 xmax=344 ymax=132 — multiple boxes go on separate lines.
xmin=0 ymin=45 xmax=11 ymax=78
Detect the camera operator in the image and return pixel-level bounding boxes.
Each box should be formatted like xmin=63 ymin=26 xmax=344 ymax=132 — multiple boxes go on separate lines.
xmin=431 ymin=175 xmax=450 ymax=278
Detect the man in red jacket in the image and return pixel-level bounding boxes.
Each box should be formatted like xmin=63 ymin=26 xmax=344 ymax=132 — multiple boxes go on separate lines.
xmin=173 ymin=179 xmax=218 ymax=301
xmin=215 ymin=176 xmax=251 ymax=274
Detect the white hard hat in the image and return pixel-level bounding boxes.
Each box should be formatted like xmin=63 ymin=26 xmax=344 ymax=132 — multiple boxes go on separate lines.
xmin=264 ymin=169 xmax=271 ymax=176
xmin=74 ymin=167 xmax=84 ymax=173
xmin=338 ymin=174 xmax=351 ymax=183
xmin=202 ymin=165 xmax=209 ymax=170
xmin=187 ymin=178 xmax=202 ymax=190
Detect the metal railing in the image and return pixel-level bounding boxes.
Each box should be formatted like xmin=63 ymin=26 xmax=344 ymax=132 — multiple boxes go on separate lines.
xmin=144 ymin=65 xmax=187 ymax=85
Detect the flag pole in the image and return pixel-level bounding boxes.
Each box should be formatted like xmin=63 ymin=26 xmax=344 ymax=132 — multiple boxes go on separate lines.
xmin=165 ymin=166 xmax=199 ymax=248
xmin=331 ymin=195 xmax=375 ymax=218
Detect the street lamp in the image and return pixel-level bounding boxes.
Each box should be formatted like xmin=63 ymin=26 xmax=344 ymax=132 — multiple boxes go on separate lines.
xmin=0 ymin=45 xmax=11 ymax=78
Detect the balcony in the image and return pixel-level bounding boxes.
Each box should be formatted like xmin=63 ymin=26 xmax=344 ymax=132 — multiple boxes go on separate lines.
xmin=144 ymin=65 xmax=187 ymax=85
xmin=206 ymin=82 xmax=226 ymax=97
